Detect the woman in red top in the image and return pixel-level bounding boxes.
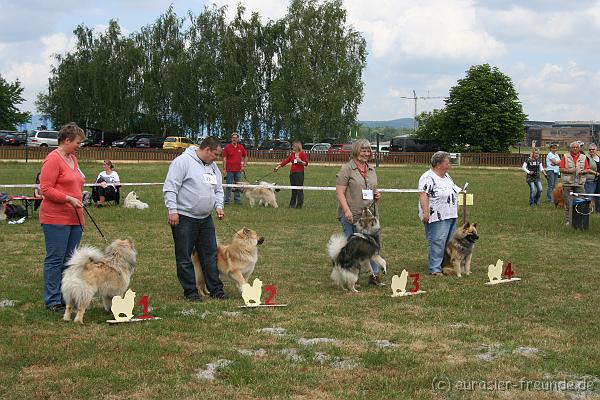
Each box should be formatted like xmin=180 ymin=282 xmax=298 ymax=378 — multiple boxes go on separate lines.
xmin=39 ymin=123 xmax=86 ymax=311
xmin=274 ymin=140 xmax=309 ymax=208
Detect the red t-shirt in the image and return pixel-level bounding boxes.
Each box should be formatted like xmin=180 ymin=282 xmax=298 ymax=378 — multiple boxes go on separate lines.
xmin=559 ymin=153 xmax=590 ymax=169
xmin=278 ymin=151 xmax=309 ymax=173
xmin=222 ymin=144 xmax=247 ymax=172
xmin=39 ymin=150 xmax=85 ymax=226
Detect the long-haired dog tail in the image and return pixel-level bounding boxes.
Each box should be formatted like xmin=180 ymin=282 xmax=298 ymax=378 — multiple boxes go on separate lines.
xmin=65 ymin=246 xmax=104 ymax=271
xmin=62 ymin=246 xmax=105 ymax=308
xmin=327 ymin=233 xmax=347 ymax=262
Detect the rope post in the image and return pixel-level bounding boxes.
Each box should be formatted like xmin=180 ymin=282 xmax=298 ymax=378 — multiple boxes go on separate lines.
xmin=462 ymin=190 xmax=468 ymax=225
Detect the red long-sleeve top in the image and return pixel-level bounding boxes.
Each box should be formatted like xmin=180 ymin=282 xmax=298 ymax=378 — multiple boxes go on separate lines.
xmin=278 ymin=151 xmax=309 ymax=173
xmin=39 ymin=150 xmax=85 ymax=226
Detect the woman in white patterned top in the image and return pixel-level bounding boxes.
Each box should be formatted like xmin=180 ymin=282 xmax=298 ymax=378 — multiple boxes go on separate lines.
xmin=95 ymin=160 xmax=120 ymax=205
xmin=418 ymin=151 xmax=462 ymax=276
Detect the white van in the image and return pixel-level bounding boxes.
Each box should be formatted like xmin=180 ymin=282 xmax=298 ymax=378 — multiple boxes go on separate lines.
xmin=28 ymin=130 xmax=59 ymax=147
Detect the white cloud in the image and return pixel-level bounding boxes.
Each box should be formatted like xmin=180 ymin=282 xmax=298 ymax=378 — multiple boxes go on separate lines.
xmin=1 ymin=32 xmax=76 ymax=111
xmin=346 ymin=0 xmax=505 ymax=61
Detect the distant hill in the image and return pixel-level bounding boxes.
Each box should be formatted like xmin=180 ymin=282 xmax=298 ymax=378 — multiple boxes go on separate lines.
xmin=17 ymin=115 xmax=53 ymax=132
xmin=359 ymin=118 xmax=415 ymax=129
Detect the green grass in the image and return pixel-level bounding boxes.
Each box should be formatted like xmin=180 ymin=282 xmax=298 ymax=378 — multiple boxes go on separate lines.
xmin=1 ymin=160 xmax=599 ymax=399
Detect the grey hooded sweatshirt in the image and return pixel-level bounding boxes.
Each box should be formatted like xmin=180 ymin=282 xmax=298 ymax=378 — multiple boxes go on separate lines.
xmin=163 ymin=146 xmax=224 ymax=219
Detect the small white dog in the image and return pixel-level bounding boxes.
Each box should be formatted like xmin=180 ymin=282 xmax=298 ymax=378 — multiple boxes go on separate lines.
xmin=237 ymin=181 xmax=279 ymax=208
xmin=124 ymin=191 xmax=149 ymax=209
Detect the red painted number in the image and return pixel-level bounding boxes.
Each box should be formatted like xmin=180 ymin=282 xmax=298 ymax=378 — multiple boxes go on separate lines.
xmin=138 ymin=295 xmax=150 ymax=319
xmin=408 ymin=273 xmax=420 ymax=293
xmin=263 ymin=284 xmax=277 ymax=305
xmin=504 ymin=262 xmax=513 ymax=280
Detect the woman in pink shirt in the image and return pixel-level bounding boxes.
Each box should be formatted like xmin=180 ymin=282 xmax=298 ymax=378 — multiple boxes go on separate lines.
xmin=39 ymin=123 xmax=86 ymax=311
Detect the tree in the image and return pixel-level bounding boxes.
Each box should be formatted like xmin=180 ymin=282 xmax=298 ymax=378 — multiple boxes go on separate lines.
xmin=417 ymin=64 xmax=527 ymax=152
xmin=0 ymin=75 xmax=31 ymax=130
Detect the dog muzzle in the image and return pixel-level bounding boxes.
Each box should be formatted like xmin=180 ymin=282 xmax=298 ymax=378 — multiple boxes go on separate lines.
xmin=467 ymin=234 xmax=479 ymax=242
xmin=257 ymin=237 xmax=265 ymax=245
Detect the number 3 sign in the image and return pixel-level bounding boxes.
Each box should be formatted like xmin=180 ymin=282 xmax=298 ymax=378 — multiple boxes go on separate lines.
xmin=390 ymin=270 xmax=427 ymax=297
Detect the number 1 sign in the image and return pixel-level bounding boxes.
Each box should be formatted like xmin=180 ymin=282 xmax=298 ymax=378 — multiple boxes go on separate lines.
xmin=106 ymin=290 xmax=162 ymax=324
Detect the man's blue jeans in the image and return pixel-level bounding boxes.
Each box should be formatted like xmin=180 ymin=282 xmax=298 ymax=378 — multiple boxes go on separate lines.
xmin=424 ymin=218 xmax=456 ymax=274
xmin=339 ymin=216 xmax=379 ymax=274
xmin=171 ymin=214 xmax=224 ymax=298
xmin=225 ymin=171 xmax=242 ymax=203
xmin=527 ymin=179 xmax=543 ymax=205
xmin=584 ymin=180 xmax=599 ymax=212
xmin=42 ymin=224 xmax=83 ymax=307
xmin=546 ymin=171 xmax=558 ymax=202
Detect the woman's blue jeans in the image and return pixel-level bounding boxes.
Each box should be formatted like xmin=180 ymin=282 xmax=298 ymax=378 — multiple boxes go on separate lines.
xmin=527 ymin=179 xmax=543 ymax=205
xmin=424 ymin=218 xmax=456 ymax=274
xmin=339 ymin=216 xmax=379 ymax=274
xmin=42 ymin=224 xmax=83 ymax=307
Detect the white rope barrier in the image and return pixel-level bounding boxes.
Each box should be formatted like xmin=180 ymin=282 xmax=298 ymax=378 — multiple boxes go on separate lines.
xmin=0 ymin=182 xmax=422 ymax=193
xmin=570 ymin=192 xmax=600 ymax=198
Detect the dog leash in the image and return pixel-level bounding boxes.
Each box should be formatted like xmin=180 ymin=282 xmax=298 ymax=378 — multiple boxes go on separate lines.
xmin=253 ymin=169 xmax=276 ymax=183
xmin=82 ymin=205 xmax=109 ymax=243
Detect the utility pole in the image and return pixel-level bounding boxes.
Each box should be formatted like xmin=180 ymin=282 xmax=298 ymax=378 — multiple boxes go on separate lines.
xmin=399 ymin=90 xmax=446 ymax=132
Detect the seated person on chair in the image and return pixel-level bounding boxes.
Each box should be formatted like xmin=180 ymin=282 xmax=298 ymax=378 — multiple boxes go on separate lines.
xmin=94 ymin=160 xmax=120 ymax=206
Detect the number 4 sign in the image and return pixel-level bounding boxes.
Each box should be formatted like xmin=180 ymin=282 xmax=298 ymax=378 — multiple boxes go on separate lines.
xmin=390 ymin=270 xmax=427 ymax=297
xmin=485 ymin=259 xmax=521 ymax=285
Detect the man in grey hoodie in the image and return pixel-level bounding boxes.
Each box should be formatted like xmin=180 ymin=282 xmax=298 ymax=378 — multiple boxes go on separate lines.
xmin=163 ymin=136 xmax=226 ymax=300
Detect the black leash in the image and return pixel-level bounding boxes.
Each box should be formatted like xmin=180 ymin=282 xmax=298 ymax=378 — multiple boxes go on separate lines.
xmin=253 ymin=169 xmax=276 ymax=183
xmin=82 ymin=205 xmax=108 ymax=243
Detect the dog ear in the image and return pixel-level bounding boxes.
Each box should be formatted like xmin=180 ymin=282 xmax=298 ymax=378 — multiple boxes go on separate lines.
xmin=243 ymin=227 xmax=251 ymax=235
xmin=463 ymin=222 xmax=470 ymax=228
xmin=472 ymin=223 xmax=477 ymax=228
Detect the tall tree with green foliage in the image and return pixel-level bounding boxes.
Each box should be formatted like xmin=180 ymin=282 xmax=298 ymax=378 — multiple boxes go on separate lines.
xmin=417 ymin=64 xmax=526 ymax=152
xmin=273 ymin=0 xmax=367 ymax=142
xmin=0 ymin=75 xmax=31 ymax=130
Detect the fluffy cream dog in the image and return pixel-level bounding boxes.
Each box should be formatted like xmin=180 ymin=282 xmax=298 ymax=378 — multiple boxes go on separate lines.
xmin=192 ymin=227 xmax=264 ymax=295
xmin=124 ymin=191 xmax=149 ymax=209
xmin=235 ymin=181 xmax=279 ymax=208
xmin=61 ymin=239 xmax=137 ymax=324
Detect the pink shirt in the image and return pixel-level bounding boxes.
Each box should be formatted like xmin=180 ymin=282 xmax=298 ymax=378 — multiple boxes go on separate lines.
xmin=39 ymin=150 xmax=85 ymax=226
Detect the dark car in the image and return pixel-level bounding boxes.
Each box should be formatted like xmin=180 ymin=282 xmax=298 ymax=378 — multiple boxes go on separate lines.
xmin=0 ymin=130 xmax=16 ymax=145
xmin=136 ymin=136 xmax=164 ymax=148
xmin=326 ymin=143 xmax=353 ymax=154
xmin=258 ymin=140 xmax=291 ymax=151
xmin=389 ymin=137 xmax=441 ymax=152
xmin=3 ymin=132 xmax=28 ymax=146
xmin=239 ymin=139 xmax=256 ymax=150
xmin=111 ymin=134 xmax=154 ymax=148
xmin=88 ymin=131 xmax=126 ymax=147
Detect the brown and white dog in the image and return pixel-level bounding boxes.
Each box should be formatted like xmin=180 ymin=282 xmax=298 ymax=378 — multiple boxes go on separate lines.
xmin=192 ymin=227 xmax=264 ymax=295
xmin=62 ymin=239 xmax=137 ymax=324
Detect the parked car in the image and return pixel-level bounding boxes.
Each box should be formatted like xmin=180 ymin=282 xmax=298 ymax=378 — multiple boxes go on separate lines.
xmin=239 ymin=139 xmax=256 ymax=150
xmin=87 ymin=131 xmax=126 ymax=147
xmin=258 ymin=140 xmax=291 ymax=151
xmin=163 ymin=136 xmax=193 ymax=150
xmin=27 ymin=130 xmax=59 ymax=147
xmin=389 ymin=137 xmax=441 ymax=152
xmin=327 ymin=143 xmax=353 ymax=154
xmin=3 ymin=133 xmax=28 ymax=146
xmin=0 ymin=130 xmax=16 ymax=145
xmin=302 ymin=142 xmax=315 ymax=151
xmin=111 ymin=134 xmax=154 ymax=148
xmin=310 ymin=143 xmax=331 ymax=151
xmin=136 ymin=136 xmax=164 ymax=148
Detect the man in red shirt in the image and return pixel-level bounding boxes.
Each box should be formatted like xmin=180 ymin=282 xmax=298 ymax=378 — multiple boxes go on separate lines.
xmin=559 ymin=141 xmax=591 ymax=226
xmin=222 ymin=132 xmax=247 ymax=204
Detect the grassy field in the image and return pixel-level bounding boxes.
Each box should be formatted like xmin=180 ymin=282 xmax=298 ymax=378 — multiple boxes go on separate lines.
xmin=1 ymin=160 xmax=599 ymax=399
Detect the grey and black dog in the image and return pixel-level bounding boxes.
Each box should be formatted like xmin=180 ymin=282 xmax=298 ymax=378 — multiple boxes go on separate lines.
xmin=327 ymin=208 xmax=387 ymax=292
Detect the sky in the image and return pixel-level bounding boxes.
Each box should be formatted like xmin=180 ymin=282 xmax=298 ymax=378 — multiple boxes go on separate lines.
xmin=2 ymin=0 xmax=600 ymax=123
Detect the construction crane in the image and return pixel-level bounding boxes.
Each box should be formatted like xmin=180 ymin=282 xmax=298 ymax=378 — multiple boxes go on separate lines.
xmin=399 ymin=90 xmax=446 ymax=131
